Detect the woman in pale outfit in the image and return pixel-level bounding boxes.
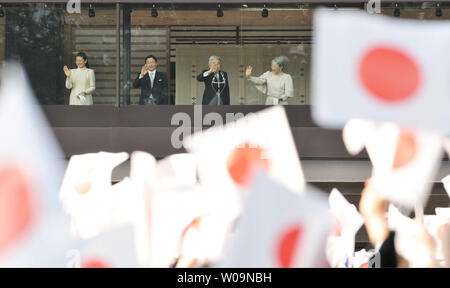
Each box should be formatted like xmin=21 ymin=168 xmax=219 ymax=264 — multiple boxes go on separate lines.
xmin=245 ymin=56 xmax=294 ymax=105
xmin=63 ymin=52 xmax=96 ymax=105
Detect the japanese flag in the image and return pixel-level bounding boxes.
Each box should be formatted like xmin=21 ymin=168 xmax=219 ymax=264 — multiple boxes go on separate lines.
xmin=128 ymin=151 xmax=157 ymax=267
xmin=0 ymin=62 xmax=71 ymax=267
xmin=72 ymin=225 xmax=139 ymax=268
xmin=155 ymin=153 xmax=197 ymax=190
xmin=312 ymin=10 xmax=450 ymax=132
xmin=423 ymin=215 xmax=450 ymax=262
xmin=387 ymin=204 xmax=418 ymax=261
xmin=326 ymin=188 xmax=364 ymax=268
xmin=184 ymin=106 xmax=305 ymax=196
xmin=130 ymin=152 xmax=237 ymax=267
xmin=176 ymin=201 xmax=236 ymax=266
xmin=388 ymin=204 xmax=437 ymax=267
xmin=59 ymin=152 xmax=131 ymax=239
xmin=149 ymin=185 xmax=237 ymax=267
xmin=343 ymin=119 xmax=443 ymax=209
xmin=220 ymin=173 xmax=332 ymax=268
xmin=436 ymin=207 xmax=450 ymax=219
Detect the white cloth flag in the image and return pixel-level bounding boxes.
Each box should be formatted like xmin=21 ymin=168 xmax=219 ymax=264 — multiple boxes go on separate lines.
xmin=343 ymin=119 xmax=443 ymax=209
xmin=128 ymin=151 xmax=157 ymax=267
xmin=326 ymin=188 xmax=364 ymax=267
xmin=312 ymin=10 xmax=450 ymax=132
xmin=130 ymin=151 xmax=237 ymax=267
xmin=436 ymin=208 xmax=450 ymax=219
xmin=149 ymin=185 xmax=236 ymax=267
xmin=155 ymin=153 xmax=197 ymax=190
xmin=423 ymin=215 xmax=450 ymax=263
xmin=388 ymin=204 xmax=436 ymax=267
xmin=74 ymin=225 xmax=139 ymax=268
xmin=0 ymin=62 xmax=71 ymax=267
xmin=184 ymin=106 xmax=305 ymax=196
xmin=220 ymin=173 xmax=331 ymax=268
xmin=59 ymin=152 xmax=131 ymax=239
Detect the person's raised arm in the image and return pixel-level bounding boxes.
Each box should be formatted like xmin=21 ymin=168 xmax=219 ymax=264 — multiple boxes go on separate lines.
xmin=133 ymin=65 xmax=147 ymax=88
xmin=64 ymin=66 xmax=72 ymax=89
xmin=246 ymin=66 xmax=268 ymax=85
xmin=197 ymin=69 xmax=212 ymax=82
xmin=359 ymin=180 xmax=390 ymax=250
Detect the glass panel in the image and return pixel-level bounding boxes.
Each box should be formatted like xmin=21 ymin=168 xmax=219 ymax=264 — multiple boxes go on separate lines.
xmin=123 ymin=2 xmax=450 ymax=106
xmin=125 ymin=5 xmax=170 ymax=105
xmin=128 ymin=3 xmax=314 ymax=106
xmin=2 ymin=2 xmax=450 ymax=106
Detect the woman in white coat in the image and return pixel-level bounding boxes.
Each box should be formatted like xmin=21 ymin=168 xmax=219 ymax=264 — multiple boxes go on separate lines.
xmin=245 ymin=56 xmax=294 ymax=105
xmin=63 ymin=52 xmax=96 ymax=105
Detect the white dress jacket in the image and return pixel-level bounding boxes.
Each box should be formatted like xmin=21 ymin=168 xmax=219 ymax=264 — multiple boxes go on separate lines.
xmin=247 ymin=71 xmax=294 ymax=105
xmin=65 ymin=67 xmax=96 ymax=105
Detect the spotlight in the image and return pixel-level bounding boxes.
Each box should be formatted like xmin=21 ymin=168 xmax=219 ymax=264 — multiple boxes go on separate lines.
xmin=0 ymin=5 xmax=4 ymax=18
xmin=262 ymin=5 xmax=268 ymax=18
xmin=151 ymin=5 xmax=158 ymax=18
xmin=394 ymin=3 xmax=400 ymax=17
xmin=88 ymin=4 xmax=95 ymax=18
xmin=436 ymin=3 xmax=442 ymax=17
xmin=217 ymin=4 xmax=223 ymax=18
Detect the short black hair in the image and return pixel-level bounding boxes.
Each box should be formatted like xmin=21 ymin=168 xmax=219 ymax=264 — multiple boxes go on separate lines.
xmin=145 ymin=55 xmax=158 ymax=63
xmin=76 ymin=51 xmax=90 ymax=68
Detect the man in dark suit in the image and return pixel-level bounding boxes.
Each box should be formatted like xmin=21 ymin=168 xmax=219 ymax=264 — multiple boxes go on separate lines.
xmin=133 ymin=55 xmax=168 ymax=105
xmin=197 ymin=56 xmax=230 ymax=105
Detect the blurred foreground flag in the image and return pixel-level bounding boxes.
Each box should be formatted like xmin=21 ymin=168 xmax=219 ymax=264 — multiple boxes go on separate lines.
xmin=128 ymin=151 xmax=156 ymax=267
xmin=220 ymin=173 xmax=331 ymax=268
xmin=155 ymin=153 xmax=197 ymax=190
xmin=75 ymin=225 xmax=139 ymax=268
xmin=423 ymin=214 xmax=450 ymax=264
xmin=343 ymin=119 xmax=443 ymax=209
xmin=326 ymin=188 xmax=364 ymax=267
xmin=312 ymin=10 xmax=450 ymax=132
xmin=436 ymin=207 xmax=450 ymax=219
xmin=59 ymin=152 xmax=131 ymax=239
xmin=388 ymin=204 xmax=440 ymax=267
xmin=184 ymin=106 xmax=305 ymax=195
xmin=130 ymin=152 xmax=236 ymax=267
xmin=0 ymin=62 xmax=70 ymax=267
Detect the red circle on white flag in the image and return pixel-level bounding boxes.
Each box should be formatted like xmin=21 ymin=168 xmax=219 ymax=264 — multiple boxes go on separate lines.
xmin=359 ymin=46 xmax=421 ymax=103
xmin=393 ymin=129 xmax=417 ymax=170
xmin=275 ymin=223 xmax=303 ymax=268
xmin=330 ymin=218 xmax=342 ymax=238
xmin=82 ymin=258 xmax=110 ymax=268
xmin=226 ymin=142 xmax=270 ymax=187
xmin=0 ymin=164 xmax=35 ymax=257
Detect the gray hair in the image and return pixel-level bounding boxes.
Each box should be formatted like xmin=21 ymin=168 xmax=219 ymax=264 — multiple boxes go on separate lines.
xmin=208 ymin=55 xmax=221 ymax=64
xmin=272 ymin=56 xmax=289 ymax=70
